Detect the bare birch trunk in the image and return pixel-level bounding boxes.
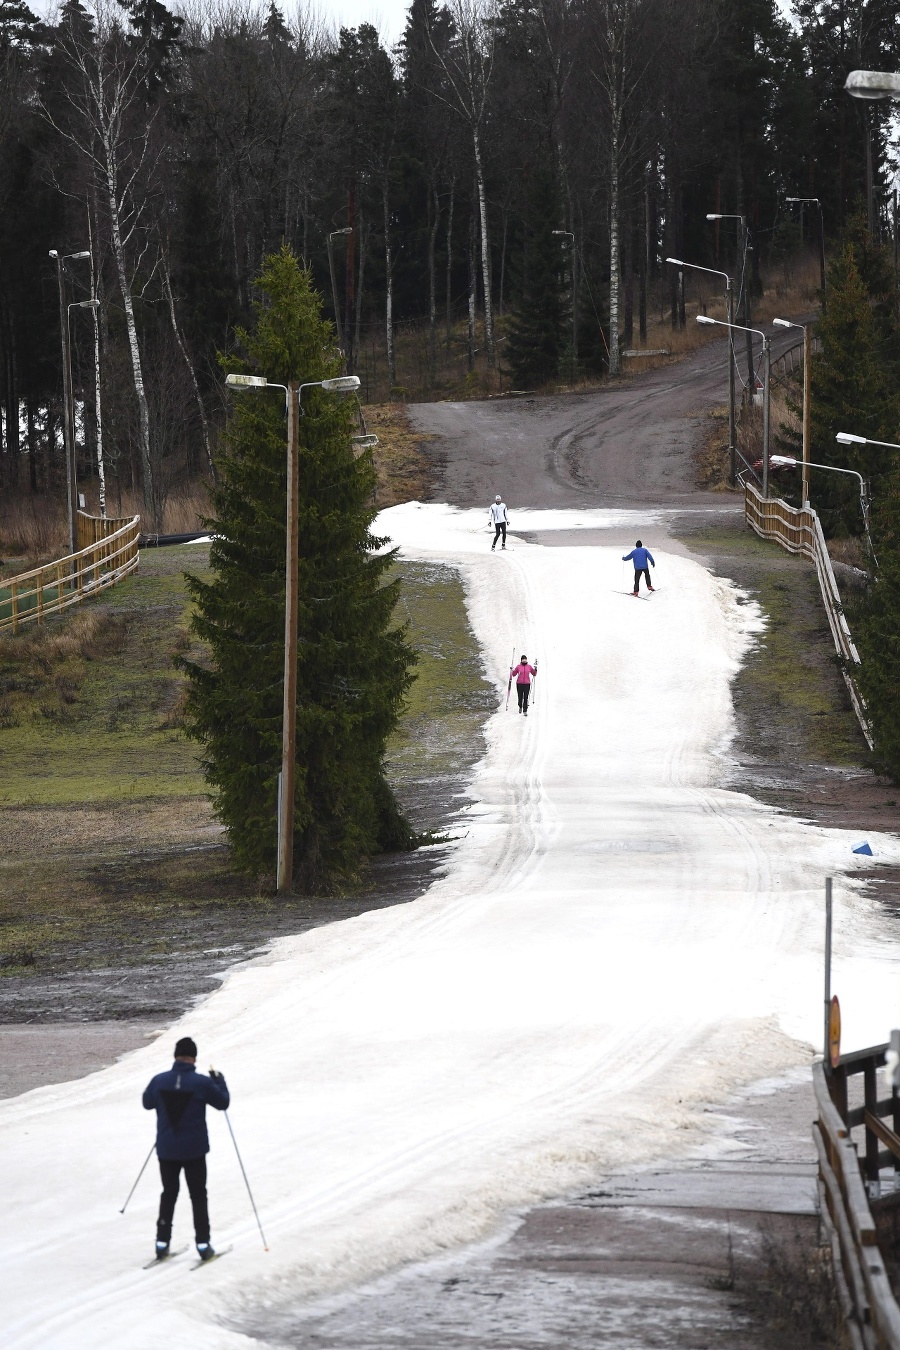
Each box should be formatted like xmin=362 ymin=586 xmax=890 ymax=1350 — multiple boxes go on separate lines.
xmin=608 ymin=102 xmax=621 ymax=376
xmin=428 ymin=181 xmax=440 ymax=381
xmin=446 ymin=178 xmax=455 ymax=348
xmin=472 ymin=128 xmax=494 ymax=362
xmin=467 ymin=202 xmax=476 ymax=371
xmin=354 ymin=214 xmax=366 ymax=366
xmin=105 ymin=151 xmax=155 ymax=525
xmin=384 ymin=184 xmax=396 ymax=390
xmin=160 ymin=248 xmax=216 ymax=482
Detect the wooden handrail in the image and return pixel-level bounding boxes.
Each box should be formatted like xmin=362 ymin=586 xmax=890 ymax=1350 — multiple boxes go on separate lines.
xmin=744 ymin=483 xmax=873 ymax=749
xmin=0 ymin=514 xmax=140 ymax=635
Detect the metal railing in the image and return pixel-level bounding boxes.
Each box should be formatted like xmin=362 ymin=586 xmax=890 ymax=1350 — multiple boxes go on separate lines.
xmin=0 ymin=512 xmax=140 ymax=635
xmin=815 ymin=1052 xmax=900 ymax=1349
xmin=744 ymin=483 xmax=873 ymax=749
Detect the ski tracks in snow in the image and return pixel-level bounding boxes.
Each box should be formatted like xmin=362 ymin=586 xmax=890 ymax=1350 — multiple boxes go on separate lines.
xmin=3 ymin=503 xmax=900 ymax=1349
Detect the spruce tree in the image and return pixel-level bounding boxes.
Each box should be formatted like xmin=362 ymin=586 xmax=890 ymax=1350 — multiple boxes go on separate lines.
xmin=181 ymin=248 xmax=416 ymax=890
xmin=857 ymin=469 xmax=900 ymax=779
xmin=504 ymin=162 xmax=567 ymax=389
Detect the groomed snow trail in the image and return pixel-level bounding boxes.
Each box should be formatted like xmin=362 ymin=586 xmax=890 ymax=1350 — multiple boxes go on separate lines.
xmin=3 ymin=505 xmax=899 ymax=1349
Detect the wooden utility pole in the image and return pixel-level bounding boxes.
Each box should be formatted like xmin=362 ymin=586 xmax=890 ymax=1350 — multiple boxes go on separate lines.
xmin=277 ymin=380 xmax=300 ymax=896
xmin=802 ymin=323 xmax=812 ymax=506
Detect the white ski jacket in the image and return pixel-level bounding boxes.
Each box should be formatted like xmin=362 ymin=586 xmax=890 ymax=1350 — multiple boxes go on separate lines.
xmin=489 ymin=501 xmax=509 ymax=524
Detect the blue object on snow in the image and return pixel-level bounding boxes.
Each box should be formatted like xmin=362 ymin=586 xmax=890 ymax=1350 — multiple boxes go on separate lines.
xmin=853 ymin=842 xmax=873 ymax=856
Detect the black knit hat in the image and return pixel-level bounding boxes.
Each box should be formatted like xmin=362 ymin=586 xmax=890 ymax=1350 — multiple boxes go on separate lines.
xmin=174 ymin=1036 xmax=197 ymax=1058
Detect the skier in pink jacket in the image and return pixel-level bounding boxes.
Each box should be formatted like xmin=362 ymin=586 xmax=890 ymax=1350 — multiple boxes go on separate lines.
xmin=510 ymin=655 xmax=538 ymax=715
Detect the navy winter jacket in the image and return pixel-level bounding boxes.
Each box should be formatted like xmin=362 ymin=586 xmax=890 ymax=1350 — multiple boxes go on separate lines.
xmin=623 ymin=547 xmax=654 ymax=570
xmin=142 ymin=1061 xmax=230 ymax=1161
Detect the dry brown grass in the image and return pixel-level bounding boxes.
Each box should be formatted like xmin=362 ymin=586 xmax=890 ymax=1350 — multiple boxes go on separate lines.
xmin=363 ymin=404 xmax=434 ymax=507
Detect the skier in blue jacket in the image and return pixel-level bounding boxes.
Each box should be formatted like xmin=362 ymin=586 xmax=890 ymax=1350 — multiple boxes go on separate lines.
xmin=622 ymin=540 xmax=655 ymax=595
xmin=142 ymin=1036 xmax=230 ymax=1261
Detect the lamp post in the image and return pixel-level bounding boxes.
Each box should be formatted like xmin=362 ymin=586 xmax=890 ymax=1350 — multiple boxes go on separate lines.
xmin=667 ymin=258 xmax=736 ymax=484
xmin=773 ymin=317 xmax=812 ymax=504
xmin=225 ymin=370 xmax=361 ymax=895
xmin=706 ymin=213 xmax=754 ymax=388
xmin=49 ymin=248 xmax=92 ymax=558
xmin=552 ymin=229 xmax=578 ymax=375
xmin=67 ymin=299 xmax=100 ymax=520
xmin=326 ymin=228 xmax=353 ymax=351
xmin=785 ymin=198 xmax=826 ymax=292
xmin=771 ymin=451 xmax=876 ymax=562
xmin=698 ymin=315 xmax=771 ymax=497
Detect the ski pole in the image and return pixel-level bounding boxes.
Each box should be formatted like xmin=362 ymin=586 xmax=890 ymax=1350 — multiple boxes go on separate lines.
xmin=224 ymin=1111 xmax=269 ymax=1251
xmin=119 ymin=1140 xmax=156 ymax=1214
xmin=505 ymin=646 xmax=515 ymax=710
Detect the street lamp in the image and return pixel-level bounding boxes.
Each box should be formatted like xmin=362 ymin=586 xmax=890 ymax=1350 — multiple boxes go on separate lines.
xmin=552 ymin=230 xmax=578 ymax=374
xmin=326 ymin=228 xmax=353 ymax=351
xmin=845 ymin=70 xmax=900 ymax=100
xmin=49 ymin=248 xmax=92 ymax=558
xmin=773 ymin=318 xmax=812 ymax=504
xmin=224 ymin=370 xmax=361 ymax=895
xmin=771 ymin=452 xmax=876 ymax=561
xmin=785 ymin=198 xmax=826 ymax=292
xmin=698 ymin=314 xmax=771 ymax=497
xmin=706 ymin=213 xmax=754 ymax=386
xmin=667 ymin=258 xmax=736 ymax=484
xmin=836 ymin=432 xmax=900 ymax=451
xmin=66 ymin=299 xmax=100 ymax=518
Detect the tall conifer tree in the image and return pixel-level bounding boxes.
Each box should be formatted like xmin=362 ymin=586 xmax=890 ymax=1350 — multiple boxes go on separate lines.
xmin=181 ymin=248 xmax=416 ymax=890
xmin=504 ymin=162 xmax=566 ymax=388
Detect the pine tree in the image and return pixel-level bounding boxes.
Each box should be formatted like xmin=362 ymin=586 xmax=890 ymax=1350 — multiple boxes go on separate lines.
xmin=857 ymin=469 xmax=900 ymax=779
xmin=504 ymin=162 xmax=567 ymax=389
xmin=181 ymin=248 xmax=416 ymax=890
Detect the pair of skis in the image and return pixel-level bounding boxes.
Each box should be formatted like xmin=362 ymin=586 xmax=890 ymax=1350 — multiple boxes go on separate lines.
xmin=143 ymin=1245 xmax=232 ymax=1271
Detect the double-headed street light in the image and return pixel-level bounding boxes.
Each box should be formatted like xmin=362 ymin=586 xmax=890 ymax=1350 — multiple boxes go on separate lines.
xmin=225 ymin=370 xmax=361 ymax=895
xmin=667 ymin=258 xmax=736 ymax=484
xmin=698 ymin=315 xmax=771 ymax=497
xmin=552 ymin=230 xmax=578 ymax=373
xmin=773 ymin=317 xmax=812 ymax=505
xmin=785 ymin=198 xmax=826 ymax=292
xmin=49 ymin=248 xmax=92 ymax=558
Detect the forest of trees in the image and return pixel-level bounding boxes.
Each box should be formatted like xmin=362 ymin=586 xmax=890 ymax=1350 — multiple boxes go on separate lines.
xmin=0 ymin=0 xmax=898 ymax=528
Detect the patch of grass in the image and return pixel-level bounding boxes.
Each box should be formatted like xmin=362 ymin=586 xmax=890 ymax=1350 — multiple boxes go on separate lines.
xmin=0 ymin=550 xmax=490 ymax=976
xmin=0 ymin=547 xmax=208 ymax=806
xmin=364 ymin=404 xmax=434 ymax=508
xmin=388 ymin=560 xmax=495 ymax=828
xmin=675 ymin=519 xmax=866 ymax=767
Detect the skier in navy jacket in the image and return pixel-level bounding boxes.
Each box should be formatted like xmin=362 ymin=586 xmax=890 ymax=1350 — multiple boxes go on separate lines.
xmin=622 ymin=540 xmax=655 ymax=595
xmin=142 ymin=1036 xmax=229 ymax=1261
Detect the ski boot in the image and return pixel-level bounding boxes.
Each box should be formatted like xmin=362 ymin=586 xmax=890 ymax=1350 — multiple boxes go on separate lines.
xmin=196 ymin=1243 xmax=216 ymax=1262
xmin=155 ymin=1241 xmax=170 ymax=1261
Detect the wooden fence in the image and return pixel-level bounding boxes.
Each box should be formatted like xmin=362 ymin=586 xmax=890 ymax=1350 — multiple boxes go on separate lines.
xmin=815 ymin=1051 xmax=900 ymax=1348
xmin=0 ymin=512 xmax=140 ymax=636
xmin=744 ymin=483 xmax=873 ymax=749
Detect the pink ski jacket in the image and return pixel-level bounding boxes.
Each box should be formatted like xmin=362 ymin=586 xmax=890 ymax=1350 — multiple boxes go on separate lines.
xmin=512 ymin=663 xmax=537 ymax=686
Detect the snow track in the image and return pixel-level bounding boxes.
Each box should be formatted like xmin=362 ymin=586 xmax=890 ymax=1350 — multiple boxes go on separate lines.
xmin=3 ymin=504 xmax=899 ymax=1348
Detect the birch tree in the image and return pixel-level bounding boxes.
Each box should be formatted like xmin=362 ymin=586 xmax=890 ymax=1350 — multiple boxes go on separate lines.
xmin=427 ymin=0 xmax=497 ymax=363
xmin=40 ymin=1 xmax=168 ymax=525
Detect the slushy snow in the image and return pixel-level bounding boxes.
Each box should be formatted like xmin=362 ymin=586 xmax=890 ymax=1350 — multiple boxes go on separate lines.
xmin=3 ymin=505 xmax=899 ymax=1349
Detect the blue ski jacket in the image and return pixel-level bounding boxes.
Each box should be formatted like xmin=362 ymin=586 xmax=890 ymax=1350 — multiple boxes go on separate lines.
xmin=142 ymin=1061 xmax=230 ymax=1161
xmin=623 ymin=547 xmax=654 ymax=570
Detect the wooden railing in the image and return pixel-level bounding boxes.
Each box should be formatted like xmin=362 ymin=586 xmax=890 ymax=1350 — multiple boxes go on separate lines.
xmin=0 ymin=512 xmax=140 ymax=635
xmin=815 ymin=1051 xmax=900 ymax=1348
xmin=744 ymin=483 xmax=873 ymax=749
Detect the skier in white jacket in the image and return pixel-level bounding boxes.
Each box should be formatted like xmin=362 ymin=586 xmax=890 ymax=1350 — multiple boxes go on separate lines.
xmin=489 ymin=496 xmax=509 ymax=551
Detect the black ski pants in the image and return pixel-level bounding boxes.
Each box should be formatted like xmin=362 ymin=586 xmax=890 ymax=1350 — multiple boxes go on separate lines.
xmin=516 ymin=682 xmax=532 ymax=712
xmin=633 ymin=567 xmax=651 ymax=593
xmin=492 ymin=522 xmax=507 ymax=548
xmin=157 ymin=1156 xmax=210 ymax=1244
